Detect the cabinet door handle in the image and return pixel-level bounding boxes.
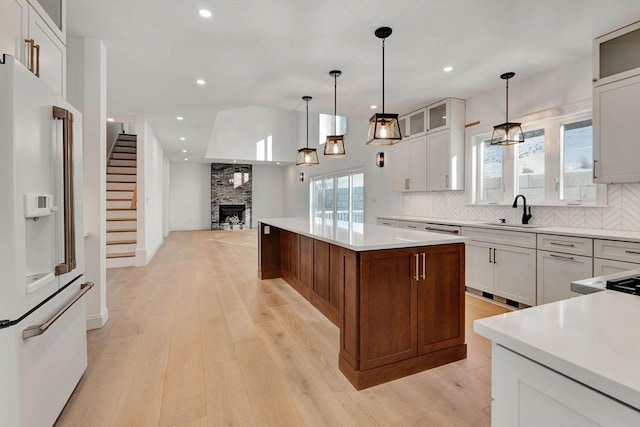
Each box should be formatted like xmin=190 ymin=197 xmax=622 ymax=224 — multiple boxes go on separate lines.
xmin=493 ymin=248 xmax=497 ymax=264
xmin=25 ymin=39 xmax=35 ymax=73
xmin=445 ymin=174 xmax=449 ymax=188
xmin=34 ymin=42 xmax=40 ymax=77
xmin=421 ymin=253 xmax=426 ymax=280
xmin=550 ymin=242 xmax=575 ymax=248
xmin=405 ymin=178 xmax=410 ymax=190
xmin=414 ymin=254 xmax=419 ymax=281
xmin=625 ymin=250 xmax=640 ymax=255
xmin=550 ymin=253 xmax=575 ymax=261
xmin=489 ymin=247 xmax=492 ymax=264
xmin=593 ymin=159 xmax=598 ymax=179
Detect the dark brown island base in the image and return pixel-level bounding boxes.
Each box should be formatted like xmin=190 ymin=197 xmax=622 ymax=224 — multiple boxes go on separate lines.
xmin=257 ymin=218 xmax=468 ymax=390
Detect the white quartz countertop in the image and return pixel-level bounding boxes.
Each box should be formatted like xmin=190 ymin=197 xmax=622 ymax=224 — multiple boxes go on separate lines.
xmin=378 ymin=215 xmax=640 ymax=243
xmin=572 ymin=268 xmax=640 ymax=294
xmin=258 ymin=217 xmax=467 ymax=251
xmin=474 ymin=291 xmax=640 ymax=410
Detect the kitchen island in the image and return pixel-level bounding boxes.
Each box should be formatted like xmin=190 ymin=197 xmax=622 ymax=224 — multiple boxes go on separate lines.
xmin=474 ymin=291 xmax=640 ymax=426
xmin=258 ymin=217 xmax=468 ymax=389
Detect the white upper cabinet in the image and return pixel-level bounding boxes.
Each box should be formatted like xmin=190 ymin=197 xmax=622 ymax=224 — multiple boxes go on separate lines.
xmin=399 ymin=108 xmax=427 ymax=140
xmin=593 ymin=21 xmax=640 ymax=184
xmin=0 ymin=0 xmax=29 ymax=64
xmin=0 ymin=0 xmax=66 ymax=96
xmin=391 ymin=136 xmax=427 ymax=192
xmin=593 ymin=20 xmax=640 ymax=87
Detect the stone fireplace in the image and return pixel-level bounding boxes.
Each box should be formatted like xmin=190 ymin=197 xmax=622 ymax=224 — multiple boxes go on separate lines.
xmin=211 ymin=163 xmax=252 ymax=230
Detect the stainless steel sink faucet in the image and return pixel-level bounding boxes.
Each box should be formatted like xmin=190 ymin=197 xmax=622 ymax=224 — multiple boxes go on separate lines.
xmin=513 ymin=194 xmax=532 ymax=224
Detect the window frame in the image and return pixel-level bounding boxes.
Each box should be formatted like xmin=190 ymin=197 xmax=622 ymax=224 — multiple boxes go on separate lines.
xmin=468 ymin=109 xmax=606 ymax=207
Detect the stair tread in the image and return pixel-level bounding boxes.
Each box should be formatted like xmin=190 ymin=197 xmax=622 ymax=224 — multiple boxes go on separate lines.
xmin=107 ymin=228 xmax=137 ymax=232
xmin=107 ymin=218 xmax=137 ymax=221
xmin=107 ymin=208 xmax=136 ymax=211
xmin=107 ymin=252 xmax=135 ymax=259
xmin=107 ymin=198 xmax=132 ymax=201
xmin=107 ymin=240 xmax=137 ymax=245
xmin=107 ymin=189 xmax=135 ymax=192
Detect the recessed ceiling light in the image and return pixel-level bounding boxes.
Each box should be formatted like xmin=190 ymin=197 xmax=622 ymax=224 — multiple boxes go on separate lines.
xmin=107 ymin=117 xmax=114 ymax=122
xmin=233 ymin=160 xmax=237 ymax=163
xmin=180 ymin=137 xmax=186 ymax=141
xmin=444 ymin=66 xmax=453 ymax=72
xmin=196 ymin=79 xmax=206 ymax=85
xmin=370 ymin=105 xmax=377 ymax=109
xmin=184 ymin=158 xmax=189 ymax=161
xmin=182 ymin=149 xmax=187 ymax=153
xmin=177 ymin=116 xmax=183 ymax=121
xmin=199 ymin=9 xmax=212 ymax=18
xmin=276 ymin=162 xmax=280 ymax=165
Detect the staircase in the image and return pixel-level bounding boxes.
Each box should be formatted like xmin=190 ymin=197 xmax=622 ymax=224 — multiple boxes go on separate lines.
xmin=106 ymin=134 xmax=138 ymax=268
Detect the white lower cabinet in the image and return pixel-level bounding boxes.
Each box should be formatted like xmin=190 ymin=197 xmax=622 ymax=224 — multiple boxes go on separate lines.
xmin=492 ymin=344 xmax=640 ymax=427
xmin=376 ymin=218 xmax=399 ymax=228
xmin=537 ymin=251 xmax=593 ymax=304
xmin=594 ymin=258 xmax=640 ymax=276
xmin=465 ymin=240 xmax=536 ymax=306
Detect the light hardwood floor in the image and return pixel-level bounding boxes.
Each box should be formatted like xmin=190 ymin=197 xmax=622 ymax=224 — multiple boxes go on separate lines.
xmin=56 ymin=229 xmax=509 ymax=427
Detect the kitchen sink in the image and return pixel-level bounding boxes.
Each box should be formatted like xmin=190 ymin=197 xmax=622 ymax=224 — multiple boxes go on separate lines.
xmin=482 ymin=222 xmax=542 ymax=229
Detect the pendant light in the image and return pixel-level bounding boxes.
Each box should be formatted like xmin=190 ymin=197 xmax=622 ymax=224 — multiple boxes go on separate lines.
xmin=366 ymin=26 xmax=402 ymax=145
xmin=490 ymin=72 xmax=524 ymax=146
xmin=296 ymin=96 xmax=319 ymax=166
xmin=324 ymin=70 xmax=346 ymax=157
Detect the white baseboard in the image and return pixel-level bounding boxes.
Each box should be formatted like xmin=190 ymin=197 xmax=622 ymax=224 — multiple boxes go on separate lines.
xmin=86 ymin=307 xmax=109 ymax=330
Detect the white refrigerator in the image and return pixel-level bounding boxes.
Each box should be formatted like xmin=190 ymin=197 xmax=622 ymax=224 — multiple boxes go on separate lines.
xmin=0 ymin=55 xmax=91 ymax=427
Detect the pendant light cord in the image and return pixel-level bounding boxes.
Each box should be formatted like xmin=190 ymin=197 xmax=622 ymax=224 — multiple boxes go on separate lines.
xmin=505 ymin=77 xmax=509 ymax=124
xmin=334 ymin=73 xmax=338 ymax=134
xmin=381 ymin=38 xmax=385 ymax=115
xmin=306 ymin=98 xmax=309 ymax=149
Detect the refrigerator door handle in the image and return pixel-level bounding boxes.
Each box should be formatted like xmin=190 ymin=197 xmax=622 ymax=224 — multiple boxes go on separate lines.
xmin=53 ymin=106 xmax=76 ymax=275
xmin=22 ymin=282 xmax=93 ymax=339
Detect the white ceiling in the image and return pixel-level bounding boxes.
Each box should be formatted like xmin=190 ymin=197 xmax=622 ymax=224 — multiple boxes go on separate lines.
xmin=67 ymin=0 xmax=640 ymax=163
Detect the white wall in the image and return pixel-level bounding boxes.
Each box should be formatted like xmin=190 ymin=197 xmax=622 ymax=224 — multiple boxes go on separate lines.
xmin=66 ymin=37 xmax=108 ymax=330
xmin=283 ymin=113 xmax=402 ymax=223
xmin=252 ymin=165 xmax=284 ymax=227
xmin=402 ymin=55 xmax=640 ymax=232
xmin=206 ymin=106 xmax=298 ymax=162
xmin=163 ymin=155 xmax=171 ymax=236
xmin=136 ymin=119 xmax=165 ymax=264
xmin=169 ymin=162 xmax=211 ymax=231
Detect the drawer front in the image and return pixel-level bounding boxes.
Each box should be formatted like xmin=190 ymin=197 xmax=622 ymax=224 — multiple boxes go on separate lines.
xmin=593 ymin=257 xmax=640 ymax=276
xmin=423 ymin=223 xmax=461 ymax=235
xmin=462 ymin=227 xmax=536 ymax=249
xmin=376 ymin=219 xmax=400 ymax=228
xmin=594 ymin=239 xmax=640 ymax=263
xmin=537 ymin=234 xmax=593 ymax=256
xmin=400 ymin=221 xmax=426 ymax=231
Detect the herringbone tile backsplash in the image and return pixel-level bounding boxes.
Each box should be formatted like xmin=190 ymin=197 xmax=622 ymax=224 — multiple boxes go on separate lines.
xmin=403 ymin=183 xmax=640 ymax=231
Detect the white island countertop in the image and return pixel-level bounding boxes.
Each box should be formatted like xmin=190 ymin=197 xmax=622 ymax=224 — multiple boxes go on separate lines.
xmin=258 ymin=217 xmax=467 ymax=252
xmin=474 ymin=291 xmax=640 ymax=410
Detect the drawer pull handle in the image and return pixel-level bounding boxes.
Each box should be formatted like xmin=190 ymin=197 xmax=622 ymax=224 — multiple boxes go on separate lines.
xmin=407 ymin=225 xmax=417 ymax=229
xmin=550 ymin=242 xmax=575 ymax=248
xmin=625 ymin=250 xmax=640 ymax=255
xmin=550 ymin=254 xmax=575 ymax=261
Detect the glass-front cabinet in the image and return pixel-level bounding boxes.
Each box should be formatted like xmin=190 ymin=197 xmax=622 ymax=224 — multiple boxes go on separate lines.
xmin=427 ymin=100 xmax=449 ymax=132
xmin=399 ymin=108 xmax=426 ymax=139
xmin=593 ymin=20 xmax=640 ymax=87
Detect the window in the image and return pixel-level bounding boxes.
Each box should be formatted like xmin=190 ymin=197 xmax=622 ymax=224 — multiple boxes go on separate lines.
xmin=470 ymin=111 xmax=604 ymax=206
xmin=311 ymin=169 xmax=364 ymax=230
xmin=560 ymin=119 xmax=595 ymax=202
xmin=319 ymin=113 xmax=347 ymax=145
xmin=255 ymin=135 xmax=272 ymax=161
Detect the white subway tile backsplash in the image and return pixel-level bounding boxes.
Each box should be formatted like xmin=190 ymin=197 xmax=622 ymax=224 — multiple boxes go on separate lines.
xmin=402 ymin=183 xmax=640 ymax=231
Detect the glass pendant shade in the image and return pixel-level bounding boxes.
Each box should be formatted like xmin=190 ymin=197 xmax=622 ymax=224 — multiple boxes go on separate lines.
xmin=324 ymin=135 xmax=346 ymax=157
xmin=490 ymin=72 xmax=524 ymax=146
xmin=366 ymin=113 xmax=402 ymax=145
xmin=490 ymin=122 xmax=524 ymax=146
xmin=296 ymin=147 xmax=319 ymax=166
